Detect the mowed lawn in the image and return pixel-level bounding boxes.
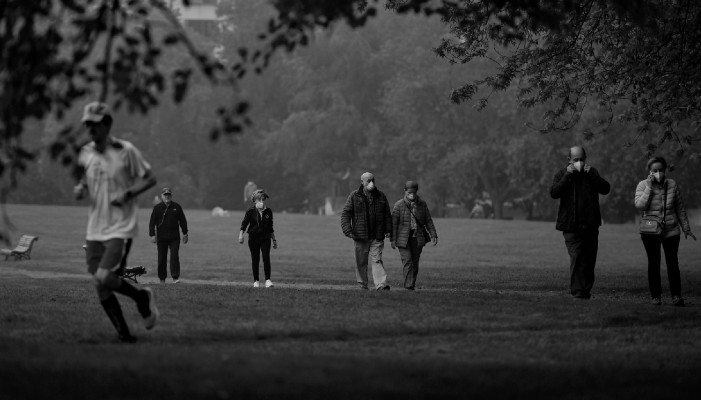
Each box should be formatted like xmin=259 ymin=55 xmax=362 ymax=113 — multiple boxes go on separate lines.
xmin=1 ymin=203 xmax=701 ymax=400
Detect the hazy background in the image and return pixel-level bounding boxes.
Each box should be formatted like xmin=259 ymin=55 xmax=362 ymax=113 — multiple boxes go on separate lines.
xmin=9 ymin=0 xmax=701 ymax=224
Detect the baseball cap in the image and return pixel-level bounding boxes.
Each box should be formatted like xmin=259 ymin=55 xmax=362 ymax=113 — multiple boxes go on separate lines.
xmin=81 ymin=101 xmax=112 ymax=123
xmin=404 ymin=180 xmax=419 ymax=192
xmin=161 ymin=188 xmax=172 ymax=195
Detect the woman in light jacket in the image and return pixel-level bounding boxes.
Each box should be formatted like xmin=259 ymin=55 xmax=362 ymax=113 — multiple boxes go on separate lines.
xmin=634 ymin=156 xmax=696 ymax=306
xmin=390 ymin=181 xmax=437 ymax=290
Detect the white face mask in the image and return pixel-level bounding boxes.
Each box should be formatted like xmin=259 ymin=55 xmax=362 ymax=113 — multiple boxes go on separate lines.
xmin=573 ymin=161 xmax=584 ymax=172
xmin=652 ymin=172 xmax=664 ymax=182
xmin=255 ymin=201 xmax=265 ymax=209
xmin=366 ymin=181 xmax=375 ymax=191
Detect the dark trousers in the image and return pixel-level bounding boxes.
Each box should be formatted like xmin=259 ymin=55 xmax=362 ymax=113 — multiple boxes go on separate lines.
xmin=641 ymin=234 xmax=681 ymax=298
xmin=399 ymin=235 xmax=423 ymax=289
xmin=248 ymin=235 xmax=271 ymax=281
xmin=563 ymin=229 xmax=599 ymax=296
xmin=157 ymin=239 xmax=181 ymax=280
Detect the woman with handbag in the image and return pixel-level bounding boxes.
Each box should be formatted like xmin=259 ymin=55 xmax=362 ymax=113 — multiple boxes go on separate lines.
xmin=391 ymin=181 xmax=438 ymax=290
xmin=635 ymin=156 xmax=696 ymax=306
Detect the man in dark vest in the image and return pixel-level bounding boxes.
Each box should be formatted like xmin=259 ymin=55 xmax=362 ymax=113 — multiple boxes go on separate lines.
xmin=149 ymin=187 xmax=189 ymax=283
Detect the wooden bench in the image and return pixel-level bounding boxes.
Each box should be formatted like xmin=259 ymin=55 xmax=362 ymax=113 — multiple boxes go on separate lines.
xmin=1 ymin=235 xmax=39 ymax=261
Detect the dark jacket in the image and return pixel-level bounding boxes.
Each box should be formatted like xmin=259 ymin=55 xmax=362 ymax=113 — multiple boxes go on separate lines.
xmin=550 ymin=167 xmax=610 ymax=231
xmin=149 ymin=201 xmax=188 ymax=242
xmin=392 ymin=197 xmax=437 ymax=248
xmin=240 ymin=207 xmax=274 ymax=238
xmin=341 ymin=185 xmax=392 ymax=241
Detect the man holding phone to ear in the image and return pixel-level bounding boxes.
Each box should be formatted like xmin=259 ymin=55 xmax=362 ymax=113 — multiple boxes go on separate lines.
xmin=550 ymin=146 xmax=610 ymax=299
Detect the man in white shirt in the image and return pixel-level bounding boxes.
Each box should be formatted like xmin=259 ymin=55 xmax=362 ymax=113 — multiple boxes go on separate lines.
xmin=74 ymin=101 xmax=158 ymax=342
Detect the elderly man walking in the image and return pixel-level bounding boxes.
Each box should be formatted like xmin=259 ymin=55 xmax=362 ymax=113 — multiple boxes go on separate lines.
xmin=341 ymin=172 xmax=393 ymax=290
xmin=550 ymin=146 xmax=610 ymax=299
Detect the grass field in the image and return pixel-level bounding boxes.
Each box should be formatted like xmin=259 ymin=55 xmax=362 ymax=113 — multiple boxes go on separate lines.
xmin=1 ymin=203 xmax=701 ymax=399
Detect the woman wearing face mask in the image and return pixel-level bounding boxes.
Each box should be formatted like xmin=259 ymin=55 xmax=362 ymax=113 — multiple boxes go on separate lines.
xmin=635 ymin=156 xmax=696 ymax=306
xmin=239 ymin=189 xmax=277 ymax=288
xmin=391 ymin=181 xmax=438 ymax=290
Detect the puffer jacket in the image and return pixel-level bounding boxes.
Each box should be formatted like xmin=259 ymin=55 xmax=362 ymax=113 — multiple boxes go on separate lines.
xmin=341 ymin=185 xmax=392 ymax=241
xmin=550 ymin=167 xmax=610 ymax=231
xmin=634 ymin=178 xmax=690 ymax=238
xmin=391 ymin=197 xmax=437 ymax=248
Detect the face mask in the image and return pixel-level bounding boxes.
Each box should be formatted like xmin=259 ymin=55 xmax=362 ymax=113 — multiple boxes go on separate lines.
xmin=573 ymin=161 xmax=584 ymax=172
xmin=255 ymin=201 xmax=265 ymax=209
xmin=366 ymin=181 xmax=375 ymax=191
xmin=652 ymin=172 xmax=664 ymax=182
xmin=406 ymin=192 xmax=416 ymax=202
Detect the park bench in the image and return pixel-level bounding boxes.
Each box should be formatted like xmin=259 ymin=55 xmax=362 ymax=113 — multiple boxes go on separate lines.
xmin=81 ymin=242 xmax=147 ymax=283
xmin=1 ymin=235 xmax=39 ymax=261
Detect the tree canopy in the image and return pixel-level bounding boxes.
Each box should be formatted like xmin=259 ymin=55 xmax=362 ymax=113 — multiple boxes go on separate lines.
xmin=2 ymin=0 xmax=701 ymax=239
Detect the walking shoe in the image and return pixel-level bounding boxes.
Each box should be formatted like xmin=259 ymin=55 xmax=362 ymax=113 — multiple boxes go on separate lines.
xmin=358 ymin=284 xmax=369 ymax=290
xmin=253 ymin=281 xmax=260 ymax=288
xmin=265 ymin=279 xmax=274 ymax=288
xmin=651 ymin=297 xmax=662 ymax=306
xmin=376 ymin=284 xmax=390 ymax=291
xmin=139 ymin=288 xmax=159 ymax=330
xmin=672 ymin=296 xmax=685 ymax=307
xmin=173 ymin=279 xmax=180 ymax=284
xmin=160 ymin=280 xmax=166 ymax=284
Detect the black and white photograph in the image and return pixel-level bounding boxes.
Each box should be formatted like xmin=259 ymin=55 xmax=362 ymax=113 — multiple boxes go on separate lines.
xmin=1 ymin=1 xmax=700 ymax=399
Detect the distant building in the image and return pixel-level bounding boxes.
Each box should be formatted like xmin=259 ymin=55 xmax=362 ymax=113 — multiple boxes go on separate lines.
xmin=167 ymin=0 xmax=222 ymax=37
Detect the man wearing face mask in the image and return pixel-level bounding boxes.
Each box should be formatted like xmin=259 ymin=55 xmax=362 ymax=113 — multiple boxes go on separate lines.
xmin=391 ymin=181 xmax=438 ymax=290
xmin=550 ymin=146 xmax=610 ymax=299
xmin=341 ymin=172 xmax=393 ymax=290
xmin=149 ymin=187 xmax=189 ymax=283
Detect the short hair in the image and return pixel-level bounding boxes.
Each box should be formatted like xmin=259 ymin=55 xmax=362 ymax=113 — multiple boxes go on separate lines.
xmin=251 ymin=189 xmax=269 ymax=202
xmin=647 ymin=156 xmax=667 ymax=171
xmin=568 ymin=146 xmax=586 ymax=158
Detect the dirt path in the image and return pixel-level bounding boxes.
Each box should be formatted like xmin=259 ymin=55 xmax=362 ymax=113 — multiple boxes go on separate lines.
xmin=3 ymin=266 xmax=567 ymax=296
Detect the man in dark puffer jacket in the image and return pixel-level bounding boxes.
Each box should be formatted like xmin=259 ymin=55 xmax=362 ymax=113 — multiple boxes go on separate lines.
xmin=550 ymin=146 xmax=610 ymax=299
xmin=341 ymin=172 xmax=393 ymax=290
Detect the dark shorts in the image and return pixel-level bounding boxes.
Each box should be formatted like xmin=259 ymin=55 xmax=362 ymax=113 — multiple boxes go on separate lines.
xmin=85 ymin=239 xmax=126 ymax=275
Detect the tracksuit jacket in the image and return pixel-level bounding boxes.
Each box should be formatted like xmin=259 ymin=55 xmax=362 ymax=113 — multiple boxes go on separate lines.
xmin=149 ymin=201 xmax=188 ymax=242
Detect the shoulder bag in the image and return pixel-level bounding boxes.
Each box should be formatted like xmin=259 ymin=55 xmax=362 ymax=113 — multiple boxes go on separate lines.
xmin=404 ymin=202 xmax=431 ymax=242
xmin=639 ymin=182 xmax=667 ymax=236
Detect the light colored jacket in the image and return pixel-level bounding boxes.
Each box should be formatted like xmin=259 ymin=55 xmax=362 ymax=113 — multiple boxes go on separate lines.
xmin=634 ymin=178 xmax=690 ymax=238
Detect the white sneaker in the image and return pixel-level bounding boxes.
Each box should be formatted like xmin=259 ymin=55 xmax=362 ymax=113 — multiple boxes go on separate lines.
xmin=253 ymin=281 xmax=260 ymax=288
xmin=265 ymin=279 xmax=274 ymax=288
xmin=173 ymin=279 xmax=180 ymax=284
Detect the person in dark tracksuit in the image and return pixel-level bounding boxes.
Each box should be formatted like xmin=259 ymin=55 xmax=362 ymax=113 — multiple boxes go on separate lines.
xmin=149 ymin=187 xmax=189 ymax=283
xmin=239 ymin=189 xmax=277 ymax=288
xmin=550 ymin=146 xmax=610 ymax=299
xmin=391 ymin=181 xmax=437 ymax=290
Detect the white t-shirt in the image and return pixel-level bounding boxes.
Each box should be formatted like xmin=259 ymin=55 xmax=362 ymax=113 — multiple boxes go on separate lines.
xmin=78 ymin=138 xmax=151 ymax=241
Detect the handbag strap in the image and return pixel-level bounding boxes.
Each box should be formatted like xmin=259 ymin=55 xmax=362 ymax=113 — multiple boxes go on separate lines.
xmin=643 ymin=181 xmax=667 ymax=222
xmin=404 ymin=201 xmax=429 ymax=234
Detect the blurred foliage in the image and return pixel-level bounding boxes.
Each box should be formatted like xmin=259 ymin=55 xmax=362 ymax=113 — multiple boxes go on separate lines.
xmin=2 ymin=0 xmax=701 ymax=235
